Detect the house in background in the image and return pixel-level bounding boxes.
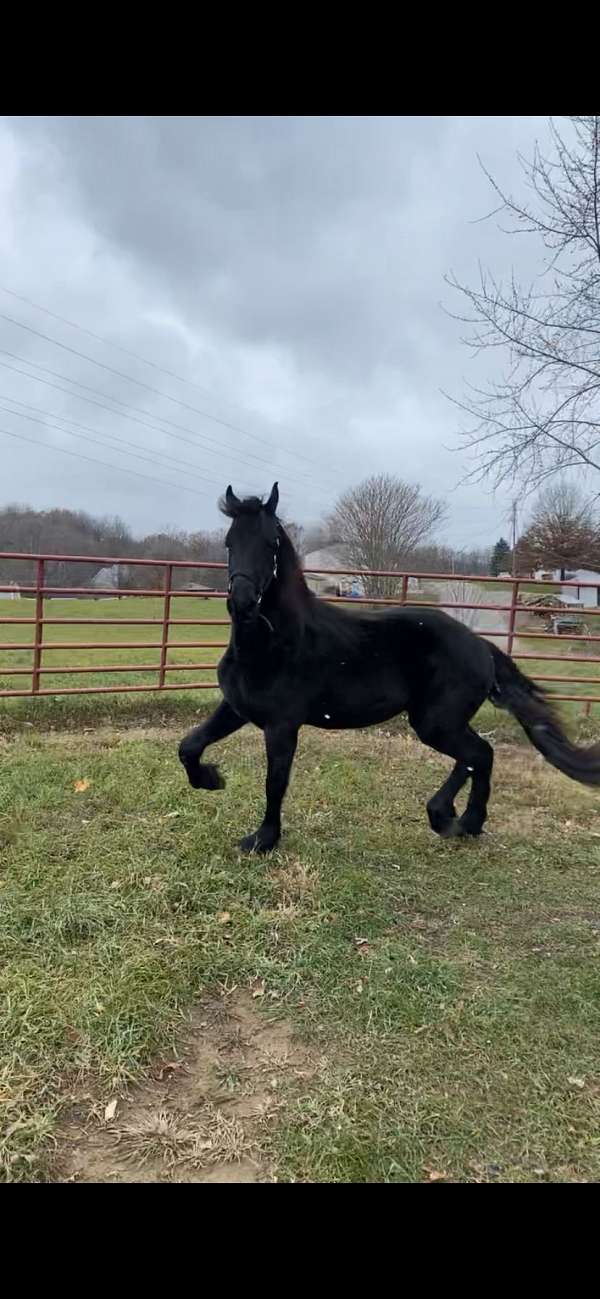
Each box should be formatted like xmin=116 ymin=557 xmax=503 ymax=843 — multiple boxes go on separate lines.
xmin=303 ymin=546 xmax=365 ymax=597
xmin=560 ymin=568 xmax=600 ymax=607
xmin=303 ymin=547 xmax=421 ymax=598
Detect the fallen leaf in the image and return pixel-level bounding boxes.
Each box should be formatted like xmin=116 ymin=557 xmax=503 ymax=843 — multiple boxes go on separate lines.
xmin=427 ymin=1170 xmax=447 ymax=1181
xmin=568 ymin=1075 xmax=586 ymax=1088
xmin=356 ymin=980 xmax=364 ymax=994
xmin=217 ymin=911 xmax=231 ymax=924
xmin=252 ymin=980 xmax=266 ymax=999
xmin=162 ymin=811 xmax=180 ymax=820
xmin=156 ymin=1060 xmax=185 ymax=1081
xmin=104 ymin=1098 xmax=118 ymax=1122
xmin=73 ymin=779 xmax=91 ymax=794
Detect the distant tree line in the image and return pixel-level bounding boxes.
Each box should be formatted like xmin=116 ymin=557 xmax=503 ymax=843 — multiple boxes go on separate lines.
xmin=0 ymin=505 xmax=227 ymax=592
xmin=0 ymin=485 xmax=494 ymax=599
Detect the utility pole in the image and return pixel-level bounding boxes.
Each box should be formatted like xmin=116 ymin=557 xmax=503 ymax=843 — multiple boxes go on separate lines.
xmin=510 ymin=499 xmax=518 ymax=576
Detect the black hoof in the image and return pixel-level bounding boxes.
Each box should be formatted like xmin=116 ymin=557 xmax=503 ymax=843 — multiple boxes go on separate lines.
xmin=238 ymin=828 xmax=280 ymax=855
xmin=438 ymin=816 xmax=484 ymax=840
xmin=427 ymin=804 xmax=458 ymax=837
xmin=456 ymin=814 xmax=484 ymax=838
xmin=185 ymin=761 xmax=225 ymax=791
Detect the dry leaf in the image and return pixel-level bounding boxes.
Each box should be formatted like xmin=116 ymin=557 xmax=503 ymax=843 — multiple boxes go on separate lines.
xmin=568 ymin=1075 xmax=586 ymax=1088
xmin=252 ymin=980 xmax=266 ymax=999
xmin=356 ymin=979 xmax=364 ymax=994
xmin=73 ymin=779 xmax=91 ymax=794
xmin=217 ymin=911 xmax=232 ymax=925
xmin=104 ymin=1098 xmax=118 ymax=1122
xmin=427 ymin=1170 xmax=447 ymax=1181
xmin=156 ymin=1060 xmax=185 ymax=1081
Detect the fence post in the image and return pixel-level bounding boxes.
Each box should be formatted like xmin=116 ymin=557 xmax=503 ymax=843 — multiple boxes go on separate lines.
xmin=400 ymin=573 xmax=408 ymax=605
xmin=32 ymin=557 xmax=44 ymax=694
xmin=507 ymin=578 xmax=520 ymax=658
xmin=158 ymin=564 xmax=173 ymax=689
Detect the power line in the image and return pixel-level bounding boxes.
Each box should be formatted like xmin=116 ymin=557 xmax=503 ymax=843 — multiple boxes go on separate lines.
xmin=0 ymin=424 xmax=219 ymax=501
xmin=0 ymin=283 xmax=302 ymax=465
xmin=0 ymin=349 xmax=328 ymax=507
xmin=0 ymin=393 xmax=266 ymax=494
xmin=0 ymin=303 xmax=343 ymax=484
xmin=0 ymin=399 xmax=239 ymax=493
xmin=0 ymin=283 xmax=226 ymax=401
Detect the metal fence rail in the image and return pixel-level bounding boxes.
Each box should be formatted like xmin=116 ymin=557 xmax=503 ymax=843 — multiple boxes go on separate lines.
xmin=1 ymin=552 xmax=600 ymax=707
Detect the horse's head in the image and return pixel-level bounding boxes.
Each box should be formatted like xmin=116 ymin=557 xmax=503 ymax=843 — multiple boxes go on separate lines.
xmin=221 ymin=482 xmax=280 ymax=625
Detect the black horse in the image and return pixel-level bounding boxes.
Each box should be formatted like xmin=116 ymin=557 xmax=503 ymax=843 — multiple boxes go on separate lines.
xmin=179 ymin=483 xmax=600 ymax=852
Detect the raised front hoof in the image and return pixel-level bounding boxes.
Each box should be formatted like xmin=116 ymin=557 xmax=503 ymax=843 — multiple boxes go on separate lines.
xmin=238 ymin=828 xmax=280 ymax=856
xmin=186 ymin=761 xmax=225 ymax=791
xmin=427 ymin=805 xmax=457 ymax=837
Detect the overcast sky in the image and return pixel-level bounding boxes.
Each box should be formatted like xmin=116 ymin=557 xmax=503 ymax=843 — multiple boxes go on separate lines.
xmin=0 ymin=115 xmax=552 ymax=547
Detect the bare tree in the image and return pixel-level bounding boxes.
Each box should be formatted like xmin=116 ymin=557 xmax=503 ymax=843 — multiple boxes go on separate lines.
xmin=440 ymin=580 xmax=486 ymax=630
xmin=330 ymin=474 xmax=447 ymax=595
xmin=516 ymin=479 xmax=600 ymax=578
xmin=448 ymin=116 xmax=600 ymax=491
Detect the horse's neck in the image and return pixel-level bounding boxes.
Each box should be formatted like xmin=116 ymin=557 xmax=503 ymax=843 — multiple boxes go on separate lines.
xmin=230 ymin=567 xmax=309 ymax=660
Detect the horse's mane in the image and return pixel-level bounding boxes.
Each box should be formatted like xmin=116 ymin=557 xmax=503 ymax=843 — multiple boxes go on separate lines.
xmin=219 ymin=494 xmax=265 ymax=519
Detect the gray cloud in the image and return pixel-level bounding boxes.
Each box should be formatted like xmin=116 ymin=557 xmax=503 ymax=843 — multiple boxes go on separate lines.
xmin=0 ymin=115 xmax=552 ymax=544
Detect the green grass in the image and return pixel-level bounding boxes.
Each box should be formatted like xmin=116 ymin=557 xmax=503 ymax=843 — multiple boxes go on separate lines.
xmin=2 ymin=719 xmax=600 ymax=1182
xmin=0 ymin=596 xmax=225 ymax=730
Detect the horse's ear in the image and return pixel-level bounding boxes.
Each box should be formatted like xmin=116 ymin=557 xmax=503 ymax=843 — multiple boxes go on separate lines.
xmin=264 ymin=482 xmax=279 ymax=516
xmin=225 ymin=485 xmax=240 ymax=511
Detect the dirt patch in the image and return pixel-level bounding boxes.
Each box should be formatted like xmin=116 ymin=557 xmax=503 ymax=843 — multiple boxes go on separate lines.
xmin=58 ymin=992 xmax=315 ymax=1183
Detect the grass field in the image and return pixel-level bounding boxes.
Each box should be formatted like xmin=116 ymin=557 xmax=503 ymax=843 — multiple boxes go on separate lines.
xmin=2 ymin=715 xmax=600 ymax=1183
xmin=0 ymin=596 xmax=225 ymax=729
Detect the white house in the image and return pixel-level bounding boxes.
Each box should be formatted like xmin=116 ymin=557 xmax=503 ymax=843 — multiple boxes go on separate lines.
xmin=303 ymin=547 xmax=365 ymax=597
xmin=560 ymin=569 xmax=600 ymax=608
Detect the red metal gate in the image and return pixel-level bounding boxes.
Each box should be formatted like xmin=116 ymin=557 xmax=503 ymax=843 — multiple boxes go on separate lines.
xmin=1 ymin=552 xmax=600 ymax=706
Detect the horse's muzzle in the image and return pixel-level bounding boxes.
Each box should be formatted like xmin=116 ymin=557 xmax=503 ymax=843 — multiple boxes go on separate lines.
xmin=228 ymin=574 xmax=260 ymax=623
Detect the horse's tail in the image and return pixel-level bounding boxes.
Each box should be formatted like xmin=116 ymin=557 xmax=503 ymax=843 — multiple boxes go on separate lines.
xmin=489 ymin=642 xmax=600 ymax=785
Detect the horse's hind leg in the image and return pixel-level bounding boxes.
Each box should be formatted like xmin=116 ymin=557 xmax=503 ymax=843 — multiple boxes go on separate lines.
xmin=179 ymin=701 xmax=246 ymax=790
xmin=425 ymin=759 xmax=471 ymax=835
xmin=411 ymin=716 xmax=494 ymax=838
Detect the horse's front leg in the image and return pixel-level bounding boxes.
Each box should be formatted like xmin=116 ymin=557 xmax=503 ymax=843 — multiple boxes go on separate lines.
xmin=240 ymin=722 xmax=298 ymax=854
xmin=179 ymin=701 xmax=246 ymax=790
